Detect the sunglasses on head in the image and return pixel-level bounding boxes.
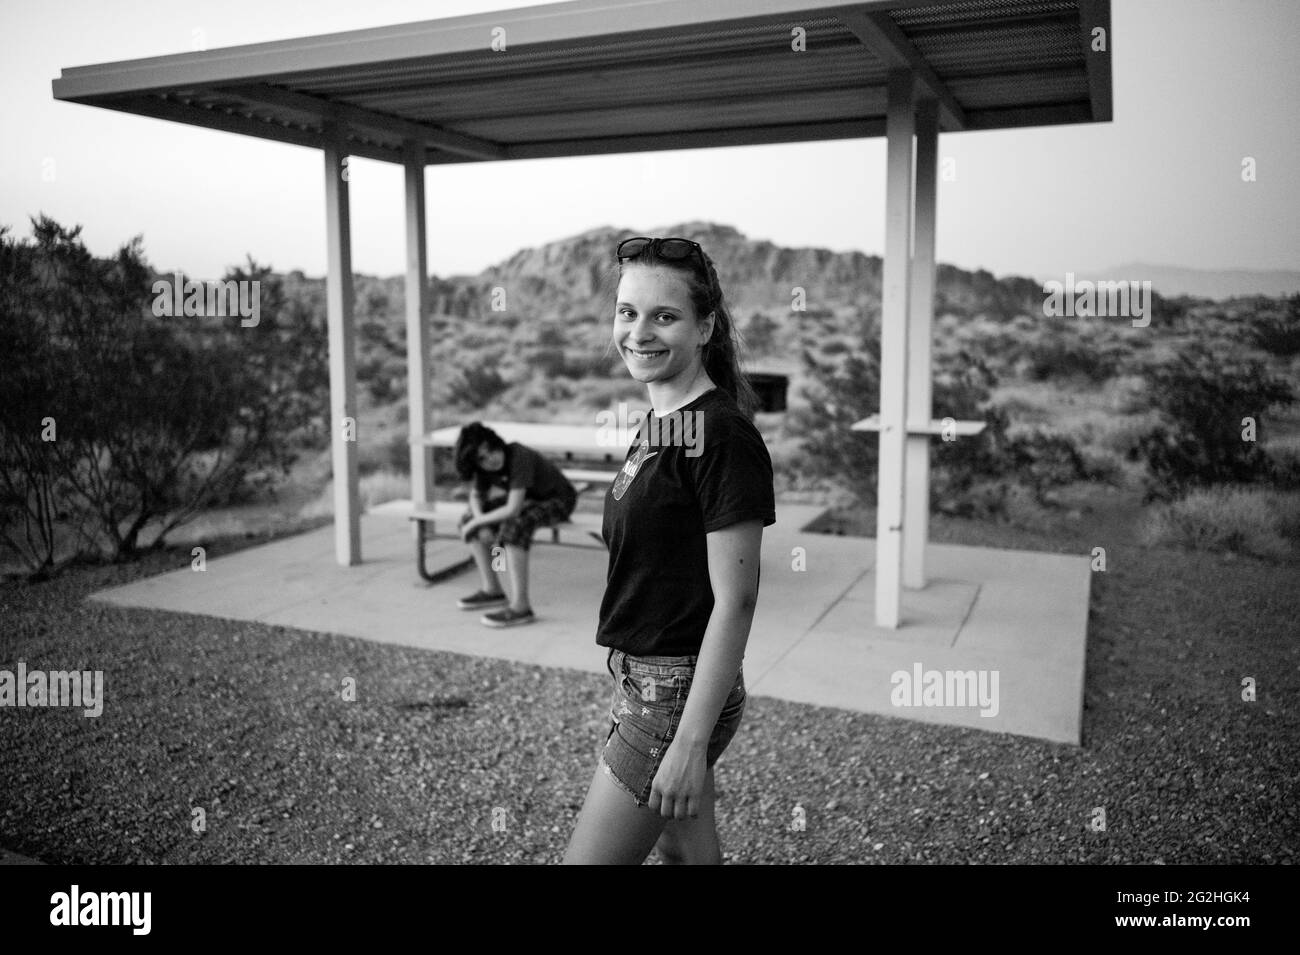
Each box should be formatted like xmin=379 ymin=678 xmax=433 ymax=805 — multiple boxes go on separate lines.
xmin=616 ymin=236 xmax=708 ymax=272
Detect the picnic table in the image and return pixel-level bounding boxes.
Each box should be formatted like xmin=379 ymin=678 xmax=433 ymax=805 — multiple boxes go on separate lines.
xmin=419 ymin=420 xmax=632 ymax=466
xmin=408 ymin=421 xmax=628 ymax=581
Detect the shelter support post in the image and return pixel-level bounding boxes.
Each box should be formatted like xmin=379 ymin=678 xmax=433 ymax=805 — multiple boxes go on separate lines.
xmin=324 ymin=127 xmax=361 ymax=565
xmin=875 ymin=69 xmax=915 ymax=628
xmin=404 ymin=142 xmax=435 ymax=513
xmin=903 ymin=97 xmax=939 ymax=590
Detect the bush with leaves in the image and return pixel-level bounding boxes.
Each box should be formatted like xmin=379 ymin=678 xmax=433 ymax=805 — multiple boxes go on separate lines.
xmin=793 ymin=330 xmax=1093 ymax=516
xmin=0 ymin=216 xmax=328 ymax=573
xmin=1022 ymin=329 xmax=1123 ymax=382
xmin=1131 ymin=340 xmax=1294 ymax=501
xmin=1241 ymin=293 xmax=1300 ymax=357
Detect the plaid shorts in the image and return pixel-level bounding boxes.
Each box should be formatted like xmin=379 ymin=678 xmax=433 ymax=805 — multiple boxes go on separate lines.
xmin=458 ymin=494 xmax=576 ymax=551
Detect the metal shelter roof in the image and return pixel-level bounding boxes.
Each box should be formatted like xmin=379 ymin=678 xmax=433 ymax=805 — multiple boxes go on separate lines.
xmin=52 ymin=0 xmax=1112 ymax=166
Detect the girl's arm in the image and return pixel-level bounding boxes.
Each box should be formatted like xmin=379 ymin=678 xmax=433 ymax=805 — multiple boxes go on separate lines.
xmin=649 ymin=519 xmax=763 ymax=820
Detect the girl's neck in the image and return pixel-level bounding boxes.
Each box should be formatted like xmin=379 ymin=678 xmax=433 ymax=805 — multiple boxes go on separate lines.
xmin=647 ymin=366 xmax=716 ymax=418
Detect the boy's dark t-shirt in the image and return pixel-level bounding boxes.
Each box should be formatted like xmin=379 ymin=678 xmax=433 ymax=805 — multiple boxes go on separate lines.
xmin=596 ymin=388 xmax=775 ymax=658
xmin=475 ymin=442 xmax=575 ymax=506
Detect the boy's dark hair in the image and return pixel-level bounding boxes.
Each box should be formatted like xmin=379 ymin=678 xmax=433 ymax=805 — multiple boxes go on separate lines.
xmin=454 ymin=422 xmax=506 ymax=480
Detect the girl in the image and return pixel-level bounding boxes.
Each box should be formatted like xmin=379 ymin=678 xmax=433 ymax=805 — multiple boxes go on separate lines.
xmin=453 ymin=422 xmax=577 ymax=628
xmin=563 ymin=236 xmax=775 ymax=864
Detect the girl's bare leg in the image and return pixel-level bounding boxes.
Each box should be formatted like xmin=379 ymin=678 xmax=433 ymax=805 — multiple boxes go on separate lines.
xmin=652 ymin=768 xmax=722 ymax=864
xmin=563 ymin=761 xmax=667 ymax=865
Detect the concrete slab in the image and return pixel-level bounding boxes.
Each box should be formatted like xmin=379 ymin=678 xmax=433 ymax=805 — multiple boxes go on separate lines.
xmin=86 ymin=502 xmax=1090 ymax=744
xmin=749 ymin=539 xmax=1090 ymax=744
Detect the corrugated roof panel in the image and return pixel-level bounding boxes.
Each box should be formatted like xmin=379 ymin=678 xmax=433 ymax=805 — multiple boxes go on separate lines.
xmin=345 ymin=45 xmax=878 ymax=113
xmin=946 ymin=70 xmax=1088 ymax=109
xmin=52 ymin=0 xmax=1111 ymax=162
xmin=281 ymin=16 xmax=859 ymax=96
xmin=911 ymin=23 xmax=1082 ymax=73
xmin=458 ymin=86 xmax=883 ymax=143
xmin=891 ymin=0 xmax=1078 ymax=28
xmin=362 ymin=51 xmax=881 ymax=124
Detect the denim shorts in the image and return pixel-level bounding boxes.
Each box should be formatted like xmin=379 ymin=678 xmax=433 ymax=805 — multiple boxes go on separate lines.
xmin=598 ymin=648 xmax=746 ymax=808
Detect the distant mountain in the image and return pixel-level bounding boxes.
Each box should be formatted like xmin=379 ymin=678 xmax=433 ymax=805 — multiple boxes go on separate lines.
xmin=1034 ymin=263 xmax=1300 ymax=301
xmin=272 ymin=222 xmax=1296 ymax=419
xmin=424 ymin=221 xmax=1049 ymax=328
xmin=434 ymin=221 xmax=889 ymax=320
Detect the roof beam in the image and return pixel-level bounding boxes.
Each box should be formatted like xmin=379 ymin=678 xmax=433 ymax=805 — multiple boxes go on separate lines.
xmin=343 ymin=39 xmax=877 ymax=115
xmin=962 ymin=102 xmax=1092 ymax=131
xmin=85 ymin=94 xmax=401 ymax=164
xmin=836 ymin=7 xmax=967 ymax=131
xmin=1076 ymin=0 xmax=1113 ymax=122
xmin=460 ymin=118 xmax=887 ymax=163
xmin=901 ymin=9 xmax=1077 ymax=36
xmin=221 ymin=83 xmax=506 ymax=162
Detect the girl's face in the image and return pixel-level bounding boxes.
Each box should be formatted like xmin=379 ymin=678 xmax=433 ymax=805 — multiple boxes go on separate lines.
xmin=476 ymin=442 xmax=505 ymax=473
xmin=613 ymin=266 xmax=714 ymax=388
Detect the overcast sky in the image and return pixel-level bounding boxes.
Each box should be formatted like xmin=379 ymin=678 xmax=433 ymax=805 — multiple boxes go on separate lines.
xmin=3 ymin=0 xmax=1298 ymax=283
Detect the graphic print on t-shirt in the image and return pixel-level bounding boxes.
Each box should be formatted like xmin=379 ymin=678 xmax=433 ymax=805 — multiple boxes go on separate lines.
xmin=611 ymin=438 xmax=658 ymax=501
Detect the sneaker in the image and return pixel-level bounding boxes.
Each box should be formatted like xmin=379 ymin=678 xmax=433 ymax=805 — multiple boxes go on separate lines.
xmin=458 ymin=589 xmax=508 ymax=611
xmin=481 ymin=607 xmax=536 ymax=628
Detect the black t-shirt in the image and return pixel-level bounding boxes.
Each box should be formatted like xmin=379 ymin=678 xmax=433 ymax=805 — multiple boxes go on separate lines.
xmin=596 ymin=388 xmax=776 ymax=657
xmin=474 ymin=443 xmax=575 ymax=507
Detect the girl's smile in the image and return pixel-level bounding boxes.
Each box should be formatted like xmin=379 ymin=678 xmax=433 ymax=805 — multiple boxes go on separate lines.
xmin=627 ymin=346 xmax=668 ymax=361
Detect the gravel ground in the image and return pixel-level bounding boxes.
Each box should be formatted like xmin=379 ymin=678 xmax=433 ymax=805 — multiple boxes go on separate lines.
xmin=1 ymin=515 xmax=1298 ymax=865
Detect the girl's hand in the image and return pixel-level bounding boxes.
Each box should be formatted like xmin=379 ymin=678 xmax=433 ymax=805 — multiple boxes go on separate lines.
xmin=459 ymin=519 xmax=479 ymax=543
xmin=648 ymin=741 xmax=707 ymax=820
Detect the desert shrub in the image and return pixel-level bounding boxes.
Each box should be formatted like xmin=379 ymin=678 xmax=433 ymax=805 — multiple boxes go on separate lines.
xmin=1131 ymin=340 xmax=1294 ymax=500
xmin=794 ymin=336 xmax=1092 ymax=515
xmin=744 ymin=311 xmax=780 ymax=356
xmin=360 ymin=353 xmax=405 ymax=402
xmin=1100 ymin=374 xmax=1149 ymax=414
xmin=793 ymin=340 xmax=882 ymax=504
xmin=530 ymin=346 xmax=568 ymax=378
xmin=0 ymin=217 xmax=327 ymax=570
xmin=1265 ymin=444 xmax=1300 ymax=489
xmin=1241 ymin=294 xmax=1300 ymax=357
xmin=1022 ymin=331 xmax=1121 ymax=382
xmin=1076 ymin=446 xmax=1125 ymax=486
xmin=928 ymin=411 xmax=1094 ymax=517
xmin=446 ymin=358 xmax=511 ymax=409
xmin=988 ymin=392 xmax=1051 ymax=425
xmin=382 ymin=431 xmax=412 ymax=474
xmin=1140 ymin=486 xmax=1300 ymax=560
xmin=515 ymin=373 xmax=577 ymax=409
xmin=1007 ymin=430 xmax=1093 ymax=498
